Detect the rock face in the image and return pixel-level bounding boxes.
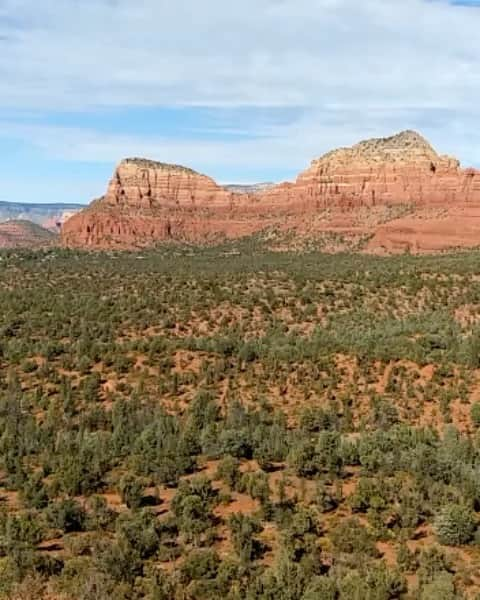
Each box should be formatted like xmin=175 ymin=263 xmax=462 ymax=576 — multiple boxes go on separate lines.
xmin=0 ymin=220 xmax=58 ymax=249
xmin=62 ymin=158 xmax=287 ymax=248
xmin=291 ymin=130 xmax=480 ymax=208
xmin=62 ymin=131 xmax=480 ymax=253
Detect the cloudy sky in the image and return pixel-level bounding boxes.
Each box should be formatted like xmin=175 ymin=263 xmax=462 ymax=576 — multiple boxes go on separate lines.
xmin=2 ymin=0 xmax=480 ymax=204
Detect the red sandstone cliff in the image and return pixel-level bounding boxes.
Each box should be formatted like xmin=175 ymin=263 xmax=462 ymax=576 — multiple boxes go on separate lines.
xmin=62 ymin=131 xmax=480 ymax=253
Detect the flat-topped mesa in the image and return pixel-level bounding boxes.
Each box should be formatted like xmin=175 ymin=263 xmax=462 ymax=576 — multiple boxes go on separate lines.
xmin=105 ymin=158 xmax=232 ymax=210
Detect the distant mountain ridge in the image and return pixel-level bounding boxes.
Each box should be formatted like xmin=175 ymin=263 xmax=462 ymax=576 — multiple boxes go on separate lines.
xmin=0 ymin=220 xmax=58 ymax=249
xmin=0 ymin=201 xmax=84 ymax=230
xmin=223 ymin=183 xmax=275 ymax=194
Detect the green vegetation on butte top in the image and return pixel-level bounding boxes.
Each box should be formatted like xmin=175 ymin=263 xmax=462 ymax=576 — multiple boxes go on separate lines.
xmin=0 ymin=240 xmax=480 ymax=599
xmin=122 ymin=157 xmax=200 ymax=174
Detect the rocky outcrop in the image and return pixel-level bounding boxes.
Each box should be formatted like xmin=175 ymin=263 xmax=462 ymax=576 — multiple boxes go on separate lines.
xmin=61 ymin=159 xmax=265 ymax=248
xmin=260 ymin=130 xmax=480 ymax=211
xmin=366 ymin=204 xmax=480 ymax=254
xmin=102 ymin=159 xmax=231 ymax=210
xmin=62 ymin=131 xmax=480 ymax=253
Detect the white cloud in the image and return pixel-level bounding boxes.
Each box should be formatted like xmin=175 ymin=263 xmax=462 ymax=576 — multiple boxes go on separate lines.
xmin=2 ymin=0 xmax=480 ymax=192
xmin=4 ymin=104 xmax=480 ymax=184
xmin=2 ymin=0 xmax=479 ymax=110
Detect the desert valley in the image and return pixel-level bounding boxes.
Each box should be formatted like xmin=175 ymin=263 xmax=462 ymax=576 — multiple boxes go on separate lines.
xmin=1 ymin=127 xmax=480 ymax=599
xmin=4 ymin=0 xmax=480 ymax=596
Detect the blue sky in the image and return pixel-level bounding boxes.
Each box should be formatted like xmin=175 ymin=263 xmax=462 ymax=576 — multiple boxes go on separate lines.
xmin=2 ymin=0 xmax=480 ymax=204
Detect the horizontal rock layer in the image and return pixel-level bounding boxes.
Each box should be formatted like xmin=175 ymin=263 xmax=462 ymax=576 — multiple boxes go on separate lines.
xmin=61 ymin=131 xmax=480 ymax=253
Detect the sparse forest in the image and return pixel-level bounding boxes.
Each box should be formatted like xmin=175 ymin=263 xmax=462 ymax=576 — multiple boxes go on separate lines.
xmin=0 ymin=240 xmax=480 ymax=599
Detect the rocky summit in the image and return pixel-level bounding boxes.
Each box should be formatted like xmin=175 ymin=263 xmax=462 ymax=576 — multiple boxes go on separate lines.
xmin=61 ymin=131 xmax=480 ymax=253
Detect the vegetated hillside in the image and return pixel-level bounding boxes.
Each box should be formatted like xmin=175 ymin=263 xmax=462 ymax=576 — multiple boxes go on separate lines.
xmin=0 ymin=219 xmax=58 ymax=248
xmin=1 ymin=240 xmax=480 ymax=599
xmin=0 ymin=201 xmax=83 ymax=229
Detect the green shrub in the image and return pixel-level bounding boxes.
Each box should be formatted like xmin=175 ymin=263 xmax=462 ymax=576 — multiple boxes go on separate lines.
xmin=180 ymin=549 xmax=220 ymax=583
xmin=434 ymin=504 xmax=476 ymax=546
xmin=46 ymin=498 xmax=87 ymax=533
xmin=118 ymin=473 xmax=144 ymax=510
xmin=330 ymin=518 xmax=380 ymax=557
xmin=470 ymin=402 xmax=480 ymax=428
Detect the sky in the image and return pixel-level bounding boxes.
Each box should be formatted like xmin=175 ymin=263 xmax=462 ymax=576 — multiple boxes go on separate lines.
xmin=2 ymin=0 xmax=480 ymax=204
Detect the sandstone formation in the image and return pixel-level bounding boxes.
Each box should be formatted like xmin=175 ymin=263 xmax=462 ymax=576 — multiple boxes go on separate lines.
xmin=291 ymin=130 xmax=480 ymax=208
xmin=62 ymin=131 xmax=480 ymax=253
xmin=0 ymin=220 xmax=58 ymax=249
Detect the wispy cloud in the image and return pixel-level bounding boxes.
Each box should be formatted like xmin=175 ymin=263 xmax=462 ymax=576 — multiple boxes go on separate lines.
xmin=2 ymin=0 xmax=480 ymax=201
xmin=1 ymin=0 xmax=479 ymax=111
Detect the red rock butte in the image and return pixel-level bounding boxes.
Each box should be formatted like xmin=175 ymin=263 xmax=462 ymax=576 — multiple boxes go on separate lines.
xmin=61 ymin=130 xmax=480 ymax=253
